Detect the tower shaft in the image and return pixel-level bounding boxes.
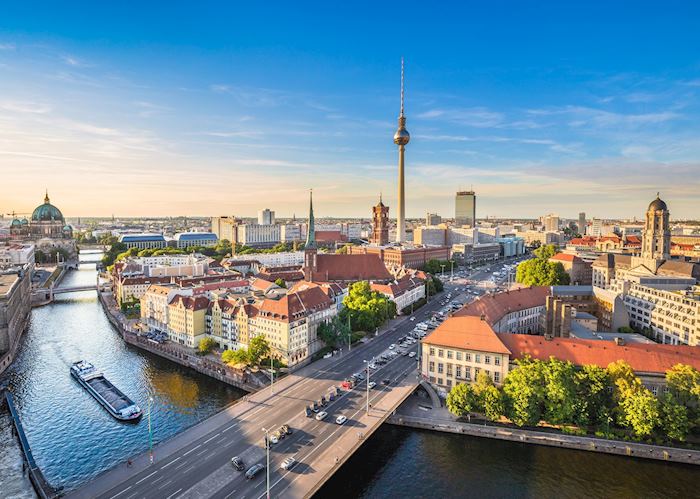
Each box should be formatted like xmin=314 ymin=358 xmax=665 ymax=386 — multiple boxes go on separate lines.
xmin=396 ymin=145 xmax=406 ymax=243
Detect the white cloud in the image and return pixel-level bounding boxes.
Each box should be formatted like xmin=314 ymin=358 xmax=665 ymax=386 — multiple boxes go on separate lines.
xmin=0 ymin=101 xmax=52 ymax=114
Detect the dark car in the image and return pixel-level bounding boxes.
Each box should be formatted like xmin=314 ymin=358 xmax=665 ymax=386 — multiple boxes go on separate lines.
xmin=231 ymin=456 xmax=244 ymax=471
xmin=245 ymin=463 xmax=265 ymax=479
xmin=305 ymin=407 xmax=312 ymax=417
xmin=281 ymin=424 xmax=292 ymax=435
xmin=382 ymin=378 xmax=391 ymax=385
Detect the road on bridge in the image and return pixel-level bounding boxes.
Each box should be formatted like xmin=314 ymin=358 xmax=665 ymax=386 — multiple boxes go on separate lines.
xmin=68 ymin=263 xmax=506 ymax=499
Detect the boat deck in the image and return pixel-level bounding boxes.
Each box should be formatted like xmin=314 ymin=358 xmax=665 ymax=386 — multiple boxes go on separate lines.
xmin=86 ymin=377 xmax=132 ymax=412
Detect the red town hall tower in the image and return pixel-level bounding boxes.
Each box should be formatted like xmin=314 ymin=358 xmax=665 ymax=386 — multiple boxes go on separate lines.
xmin=371 ymin=195 xmax=389 ymax=246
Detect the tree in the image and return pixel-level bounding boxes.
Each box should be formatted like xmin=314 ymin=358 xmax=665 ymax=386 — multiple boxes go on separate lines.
xmin=342 ymin=281 xmax=396 ymax=331
xmin=533 ymin=244 xmax=558 ymax=259
xmin=482 ymin=385 xmax=506 ymax=421
xmin=665 ymin=363 xmax=700 ymax=407
xmin=317 ymin=316 xmax=349 ymax=348
xmin=222 ymin=348 xmax=249 ymax=365
xmin=530 ymin=240 xmax=542 ymax=249
xmin=515 ymin=258 xmax=570 ymax=286
xmin=502 ymin=357 xmax=547 ymax=426
xmin=422 ymin=259 xmax=451 ymax=275
xmin=248 ymin=336 xmax=271 ymax=366
xmin=659 ymin=393 xmax=690 ymax=441
xmin=274 ymin=278 xmax=287 ymax=288
xmin=619 ymin=388 xmax=660 ymax=438
xmin=542 ymin=358 xmax=578 ymax=425
xmin=446 ymin=383 xmax=479 ymax=418
xmin=573 ymin=364 xmax=613 ymax=428
xmin=198 ymin=337 xmax=216 ymax=354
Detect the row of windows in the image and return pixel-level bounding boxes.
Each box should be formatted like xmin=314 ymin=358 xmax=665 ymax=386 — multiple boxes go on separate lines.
xmin=429 ymin=347 xmax=500 ymax=365
xmin=428 ymin=362 xmax=501 ymax=383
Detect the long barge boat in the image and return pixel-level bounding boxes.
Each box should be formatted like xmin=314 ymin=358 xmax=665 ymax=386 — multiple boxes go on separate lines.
xmin=70 ymin=360 xmax=142 ymax=422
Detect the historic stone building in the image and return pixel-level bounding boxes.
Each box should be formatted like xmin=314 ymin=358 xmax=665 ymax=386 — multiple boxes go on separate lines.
xmin=370 ymin=195 xmax=389 ymax=246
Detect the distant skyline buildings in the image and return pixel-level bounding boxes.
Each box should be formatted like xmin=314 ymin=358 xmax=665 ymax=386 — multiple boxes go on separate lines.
xmin=455 ymin=191 xmax=476 ymax=228
xmin=1 ymin=5 xmax=699 ymax=219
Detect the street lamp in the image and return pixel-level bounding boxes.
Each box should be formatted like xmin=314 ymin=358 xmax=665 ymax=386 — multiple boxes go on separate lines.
xmin=347 ymin=313 xmax=352 ymax=352
xmin=270 ymin=356 xmax=274 ymax=395
xmin=261 ymin=426 xmax=275 ymax=499
xmin=363 ymin=359 xmax=371 ymax=414
xmin=449 ymin=260 xmax=455 ymax=282
xmin=440 ymin=263 xmax=446 ymax=278
xmin=148 ymin=396 xmax=154 ymax=464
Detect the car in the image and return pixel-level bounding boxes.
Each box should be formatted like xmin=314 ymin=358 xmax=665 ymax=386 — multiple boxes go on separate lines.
xmin=329 ymin=392 xmax=336 ymax=401
xmin=408 ymin=352 xmax=416 ymax=358
xmin=401 ymin=350 xmax=409 ymax=356
xmin=315 ymin=411 xmax=328 ymax=421
xmin=279 ymin=425 xmax=290 ymax=436
xmin=304 ymin=407 xmax=312 ymax=417
xmin=280 ymin=457 xmax=296 ymax=470
xmin=389 ymin=344 xmax=395 ymax=350
xmin=382 ymin=378 xmax=391 ymax=385
xmin=368 ymin=363 xmax=377 ymax=370
xmin=368 ymin=381 xmax=377 ymax=389
xmin=245 ymin=463 xmax=265 ymax=479
xmin=311 ymin=402 xmax=320 ymax=413
xmin=231 ymin=456 xmax=245 ymax=471
xmin=335 ymin=415 xmax=347 ymax=425
xmin=321 ymin=396 xmax=327 ymax=406
xmin=269 ymin=433 xmax=279 ymax=444
xmin=409 ymin=316 xmax=416 ymax=321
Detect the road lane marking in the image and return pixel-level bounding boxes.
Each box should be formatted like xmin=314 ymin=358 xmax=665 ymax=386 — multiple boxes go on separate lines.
xmin=203 ymin=432 xmax=220 ymax=444
xmin=157 ymin=479 xmax=173 ymax=490
xmin=165 ymin=488 xmax=182 ymax=499
xmin=135 ymin=470 xmax=158 ymax=485
xmin=182 ymin=444 xmax=201 ymax=456
xmin=160 ymin=456 xmax=180 ymax=468
xmin=108 ymin=485 xmax=132 ymax=499
xmin=224 ymin=490 xmax=238 ymax=499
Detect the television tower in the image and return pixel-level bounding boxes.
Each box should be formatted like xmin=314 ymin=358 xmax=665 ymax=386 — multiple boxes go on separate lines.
xmin=393 ymin=58 xmax=410 ymax=243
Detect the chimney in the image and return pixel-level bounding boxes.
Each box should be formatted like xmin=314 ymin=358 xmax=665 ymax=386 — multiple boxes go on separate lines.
xmin=480 ymin=313 xmax=486 ymax=321
xmin=613 ymin=337 xmax=625 ymax=346
xmin=544 ymin=333 xmax=553 ymax=341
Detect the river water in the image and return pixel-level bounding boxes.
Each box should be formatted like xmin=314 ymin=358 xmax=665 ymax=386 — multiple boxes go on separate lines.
xmin=1 ymin=253 xmax=697 ymax=497
xmin=0 ymin=252 xmax=243 ymax=493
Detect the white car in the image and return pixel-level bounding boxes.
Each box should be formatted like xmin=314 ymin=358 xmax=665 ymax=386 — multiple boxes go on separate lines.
xmin=409 ymin=352 xmax=416 ymax=358
xmin=335 ymin=415 xmax=347 ymax=425
xmin=389 ymin=344 xmax=396 ymax=350
xmin=409 ymin=316 xmax=416 ymax=321
xmin=270 ymin=434 xmax=279 ymax=444
xmin=315 ymin=411 xmax=328 ymax=421
xmin=280 ymin=457 xmax=296 ymax=470
xmin=368 ymin=381 xmax=377 ymax=389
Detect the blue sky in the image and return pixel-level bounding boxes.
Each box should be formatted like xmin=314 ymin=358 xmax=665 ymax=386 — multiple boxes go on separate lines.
xmin=1 ymin=2 xmax=699 ymax=219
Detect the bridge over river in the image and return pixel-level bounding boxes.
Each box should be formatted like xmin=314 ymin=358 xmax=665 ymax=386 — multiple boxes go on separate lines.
xmin=66 ymin=300 xmax=437 ymax=499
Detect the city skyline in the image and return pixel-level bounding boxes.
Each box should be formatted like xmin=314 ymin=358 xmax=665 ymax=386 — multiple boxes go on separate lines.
xmin=1 ymin=3 xmax=700 ymax=218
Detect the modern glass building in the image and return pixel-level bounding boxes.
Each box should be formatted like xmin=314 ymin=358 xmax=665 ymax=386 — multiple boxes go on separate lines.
xmin=455 ymin=191 xmax=476 ymax=227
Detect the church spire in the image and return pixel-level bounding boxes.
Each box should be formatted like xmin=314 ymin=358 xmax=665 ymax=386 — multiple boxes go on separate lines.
xmin=305 ymin=189 xmax=316 ymax=249
xmin=44 ymin=189 xmax=50 ymax=204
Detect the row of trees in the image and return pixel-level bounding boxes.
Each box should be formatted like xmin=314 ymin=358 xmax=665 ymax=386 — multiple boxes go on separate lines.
xmin=446 ymin=359 xmax=700 ymax=443
xmin=515 ymin=244 xmax=570 ymax=286
xmin=422 ymin=259 xmax=452 ymax=275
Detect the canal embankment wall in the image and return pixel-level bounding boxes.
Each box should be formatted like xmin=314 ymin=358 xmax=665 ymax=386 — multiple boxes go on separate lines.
xmin=386 ymin=413 xmax=700 ymax=466
xmin=2 ymin=391 xmax=58 ymax=499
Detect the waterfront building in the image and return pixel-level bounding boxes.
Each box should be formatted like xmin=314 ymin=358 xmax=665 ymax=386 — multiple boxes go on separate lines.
xmin=9 ymin=191 xmax=73 ymax=240
xmin=258 ymin=209 xmax=275 ymax=225
xmin=370 ymin=196 xmax=390 ymax=246
xmin=140 ymin=284 xmax=192 ymax=332
xmin=118 ymin=233 xmax=167 ymax=249
xmin=421 ymin=314 xmax=700 ymax=394
xmin=426 ymin=213 xmax=442 ymax=226
xmin=167 ymin=295 xmax=210 ymax=348
xmin=393 ymin=59 xmax=410 ymax=243
xmin=211 ymin=216 xmax=238 ymax=243
xmin=0 ymin=264 xmax=32 ymax=374
xmin=174 ymin=232 xmax=218 ymax=249
xmin=455 ymin=191 xmax=476 ymax=228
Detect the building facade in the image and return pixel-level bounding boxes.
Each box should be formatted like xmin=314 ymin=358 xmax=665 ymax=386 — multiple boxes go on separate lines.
xmin=455 ymin=191 xmax=476 ymax=228
xmin=370 ymin=197 xmax=390 ymax=246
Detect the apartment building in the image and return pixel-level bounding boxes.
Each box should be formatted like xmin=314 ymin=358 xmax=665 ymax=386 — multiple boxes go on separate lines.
xmin=167 ymin=295 xmax=210 ymax=348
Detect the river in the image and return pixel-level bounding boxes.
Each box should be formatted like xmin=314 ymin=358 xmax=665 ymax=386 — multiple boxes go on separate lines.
xmin=1 ymin=253 xmax=697 ymax=497
xmin=0 ymin=252 xmax=243 ymax=493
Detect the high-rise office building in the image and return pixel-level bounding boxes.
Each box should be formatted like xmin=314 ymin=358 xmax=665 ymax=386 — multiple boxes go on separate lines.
xmin=455 ymin=191 xmax=476 ymax=227
xmin=426 ymin=212 xmax=442 ymax=225
xmin=543 ymin=213 xmax=560 ymax=232
xmin=578 ymin=212 xmax=586 ymax=234
xmin=258 ymin=208 xmax=275 ymax=225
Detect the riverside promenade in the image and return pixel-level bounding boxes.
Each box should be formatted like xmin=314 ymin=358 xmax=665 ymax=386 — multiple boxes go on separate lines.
xmin=387 ymin=393 xmax=700 ymax=466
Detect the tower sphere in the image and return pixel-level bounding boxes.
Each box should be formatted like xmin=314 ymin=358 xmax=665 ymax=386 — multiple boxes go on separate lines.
xmin=394 ymin=126 xmax=410 ymax=145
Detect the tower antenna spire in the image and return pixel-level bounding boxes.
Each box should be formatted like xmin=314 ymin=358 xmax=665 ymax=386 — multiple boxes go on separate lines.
xmin=400 ymin=57 xmax=405 ymax=117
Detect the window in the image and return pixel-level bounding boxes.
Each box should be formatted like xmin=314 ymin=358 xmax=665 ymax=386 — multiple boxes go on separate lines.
xmin=429 ymin=361 xmax=435 ymax=372
xmin=475 ymin=354 xmax=481 ymax=363
xmin=475 ymin=367 xmax=480 ymax=377
xmin=429 ymin=347 xmax=435 ymax=356
xmin=446 ymin=379 xmax=452 ymax=387
xmin=438 ymin=349 xmax=444 ymax=358
xmin=494 ymin=372 xmax=500 ymax=383
xmin=447 ymin=363 xmax=453 ymax=376
xmin=485 ymin=355 xmax=491 ymax=364
xmin=456 ymin=351 xmax=462 ymax=361
xmin=438 ymin=363 xmax=444 ymax=374
xmin=456 ymin=366 xmax=462 ymax=378
xmin=495 ymin=356 xmax=500 ymax=366
xmin=465 ymin=353 xmax=472 ymax=362
xmin=447 ymin=350 xmax=453 ymax=359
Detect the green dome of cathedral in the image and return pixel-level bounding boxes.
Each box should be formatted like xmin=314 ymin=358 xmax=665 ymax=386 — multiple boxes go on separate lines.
xmin=31 ymin=191 xmax=64 ymax=223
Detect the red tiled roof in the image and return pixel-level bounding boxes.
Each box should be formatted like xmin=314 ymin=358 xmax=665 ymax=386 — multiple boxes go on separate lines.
xmin=422 ymin=316 xmax=511 ymax=354
xmin=497 ymin=333 xmax=700 ymax=374
xmin=454 ymin=287 xmax=550 ymax=325
xmin=371 ymin=274 xmax=425 ymax=298
xmin=258 ymin=285 xmax=333 ymax=322
xmin=315 ymin=230 xmax=347 ymax=243
xmin=625 ymin=235 xmax=642 ymax=244
xmin=311 ymin=254 xmax=392 ymax=282
xmin=168 ymin=295 xmax=210 ymax=311
xmin=550 ymin=253 xmax=580 ymax=263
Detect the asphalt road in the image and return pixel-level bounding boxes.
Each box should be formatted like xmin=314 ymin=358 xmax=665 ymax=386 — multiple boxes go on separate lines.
xmin=93 ymin=261 xmax=519 ymax=499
